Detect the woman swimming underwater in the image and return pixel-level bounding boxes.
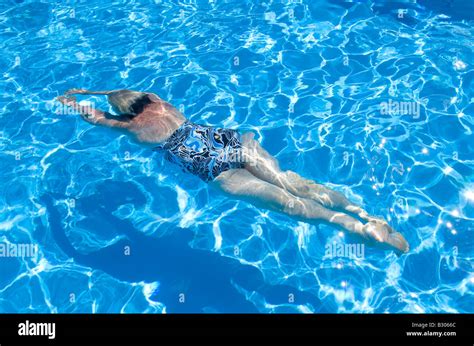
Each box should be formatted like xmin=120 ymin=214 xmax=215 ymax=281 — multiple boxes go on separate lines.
xmin=57 ymin=89 xmax=409 ymax=254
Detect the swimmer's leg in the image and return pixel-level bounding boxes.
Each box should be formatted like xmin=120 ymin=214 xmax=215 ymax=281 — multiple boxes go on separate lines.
xmin=211 ymin=169 xmax=408 ymax=253
xmin=241 ymin=133 xmax=373 ymax=221
xmin=212 ymin=169 xmax=365 ymax=236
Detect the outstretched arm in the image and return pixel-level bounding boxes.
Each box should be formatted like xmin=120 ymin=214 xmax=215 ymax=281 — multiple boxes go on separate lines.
xmin=56 ymin=96 xmax=130 ymax=129
xmin=64 ymin=88 xmax=118 ymax=96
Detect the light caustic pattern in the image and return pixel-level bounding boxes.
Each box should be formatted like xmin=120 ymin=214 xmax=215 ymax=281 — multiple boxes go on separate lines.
xmin=0 ymin=0 xmax=473 ymax=312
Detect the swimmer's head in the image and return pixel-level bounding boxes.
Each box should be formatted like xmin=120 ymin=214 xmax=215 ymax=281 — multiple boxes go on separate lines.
xmin=107 ymin=90 xmax=152 ymax=117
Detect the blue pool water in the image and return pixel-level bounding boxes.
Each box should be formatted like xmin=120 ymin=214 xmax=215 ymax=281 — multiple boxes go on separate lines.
xmin=0 ymin=0 xmax=473 ymax=313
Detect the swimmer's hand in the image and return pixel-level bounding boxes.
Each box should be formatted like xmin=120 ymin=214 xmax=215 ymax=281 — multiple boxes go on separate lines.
xmin=56 ymin=95 xmax=99 ymax=124
xmin=360 ymin=220 xmax=409 ymax=254
xmin=57 ymin=95 xmax=76 ymax=105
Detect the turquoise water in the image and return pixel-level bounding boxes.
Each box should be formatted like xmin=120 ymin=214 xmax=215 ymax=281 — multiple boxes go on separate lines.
xmin=0 ymin=0 xmax=473 ymax=313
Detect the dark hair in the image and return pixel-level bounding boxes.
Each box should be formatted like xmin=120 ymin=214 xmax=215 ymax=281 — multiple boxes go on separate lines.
xmin=129 ymin=94 xmax=153 ymax=117
xmin=107 ymin=90 xmax=153 ymax=117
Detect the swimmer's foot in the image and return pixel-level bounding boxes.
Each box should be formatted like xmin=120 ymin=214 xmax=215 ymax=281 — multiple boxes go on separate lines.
xmin=360 ymin=220 xmax=409 ymax=254
xmin=344 ymin=205 xmax=387 ymax=224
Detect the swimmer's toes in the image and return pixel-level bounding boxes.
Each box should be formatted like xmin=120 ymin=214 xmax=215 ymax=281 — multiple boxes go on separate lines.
xmin=377 ymin=222 xmax=409 ymax=253
xmin=387 ymin=232 xmax=409 ymax=254
xmin=363 ymin=221 xmax=409 ymax=254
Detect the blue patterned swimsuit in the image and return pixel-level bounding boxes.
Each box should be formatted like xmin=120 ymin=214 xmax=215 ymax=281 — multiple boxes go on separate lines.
xmin=154 ymin=121 xmax=245 ymax=182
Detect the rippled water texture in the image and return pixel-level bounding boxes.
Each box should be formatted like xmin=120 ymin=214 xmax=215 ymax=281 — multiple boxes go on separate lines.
xmin=0 ymin=0 xmax=473 ymax=313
